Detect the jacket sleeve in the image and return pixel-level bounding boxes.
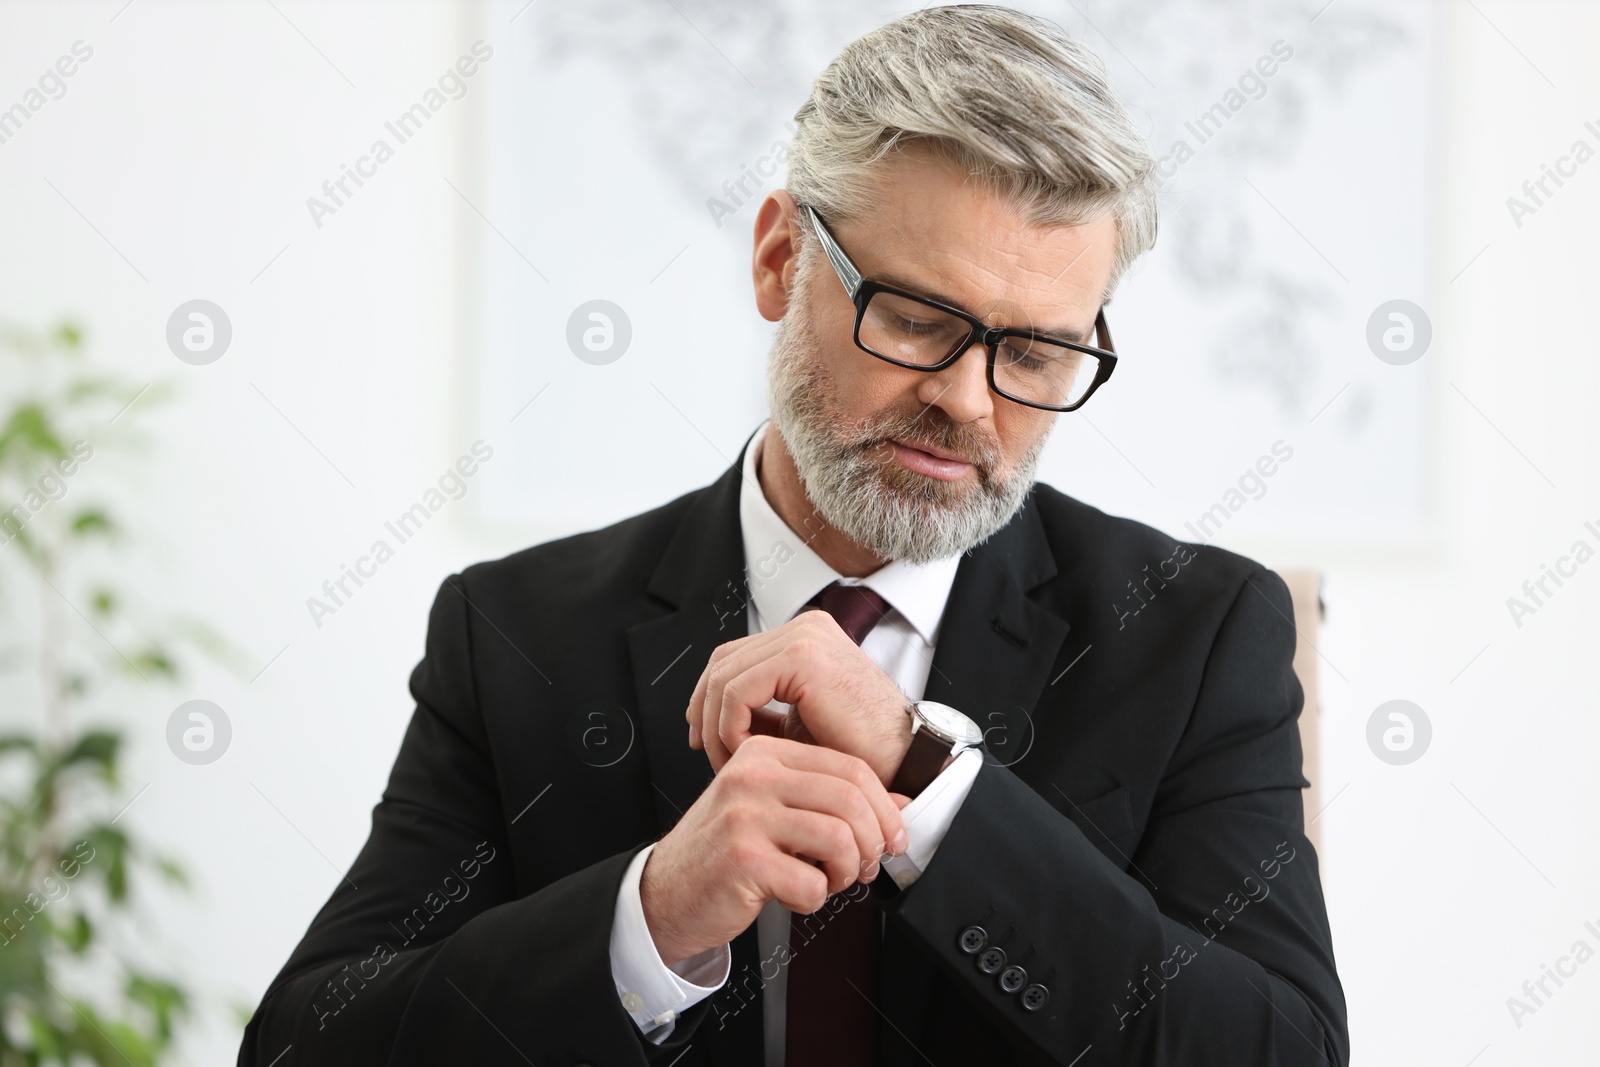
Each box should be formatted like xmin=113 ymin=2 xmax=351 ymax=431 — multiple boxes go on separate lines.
xmin=872 ymin=567 xmax=1348 ymax=1066
xmin=237 ymin=573 xmax=682 ymax=1067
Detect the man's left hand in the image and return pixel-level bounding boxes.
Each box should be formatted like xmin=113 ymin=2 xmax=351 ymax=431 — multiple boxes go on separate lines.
xmin=686 ymin=608 xmax=913 ymax=788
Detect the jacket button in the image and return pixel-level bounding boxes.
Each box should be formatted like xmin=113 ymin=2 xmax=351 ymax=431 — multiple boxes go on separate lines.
xmin=999 ymin=964 xmax=1028 ymax=994
xmin=1020 ymin=983 xmax=1050 ymax=1012
xmin=977 ymin=946 xmax=1006 ymax=975
xmin=957 ymin=925 xmax=987 ymax=954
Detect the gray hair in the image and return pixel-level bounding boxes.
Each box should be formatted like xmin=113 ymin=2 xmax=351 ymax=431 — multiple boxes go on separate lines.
xmin=786 ymin=4 xmax=1158 ymax=304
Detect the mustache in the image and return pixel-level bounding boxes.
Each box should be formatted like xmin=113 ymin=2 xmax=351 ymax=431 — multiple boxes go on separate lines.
xmin=854 ymin=410 xmax=1002 ymax=471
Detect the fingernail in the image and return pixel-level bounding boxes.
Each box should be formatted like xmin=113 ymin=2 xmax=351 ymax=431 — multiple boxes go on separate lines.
xmin=865 ymin=860 xmax=880 ymax=882
xmin=892 ymin=829 xmax=908 ymax=854
xmin=689 ymin=722 xmax=698 ymax=748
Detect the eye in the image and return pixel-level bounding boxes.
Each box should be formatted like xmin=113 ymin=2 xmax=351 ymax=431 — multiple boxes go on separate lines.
xmin=999 ymin=342 xmax=1081 ymax=373
xmin=891 ymin=314 xmax=944 ymax=335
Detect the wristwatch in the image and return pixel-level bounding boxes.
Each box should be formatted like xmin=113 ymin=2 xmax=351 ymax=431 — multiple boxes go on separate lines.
xmin=888 ymin=700 xmax=983 ymax=798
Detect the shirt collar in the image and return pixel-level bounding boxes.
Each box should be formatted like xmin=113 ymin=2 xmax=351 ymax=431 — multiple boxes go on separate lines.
xmin=738 ymin=419 xmax=962 ymax=645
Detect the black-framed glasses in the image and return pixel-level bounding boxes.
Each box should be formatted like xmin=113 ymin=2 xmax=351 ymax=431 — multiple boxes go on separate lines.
xmin=799 ymin=203 xmax=1117 ymax=412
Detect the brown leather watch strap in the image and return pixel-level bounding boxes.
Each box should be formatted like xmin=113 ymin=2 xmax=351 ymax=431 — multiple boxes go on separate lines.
xmin=889 ymin=719 xmax=954 ymax=798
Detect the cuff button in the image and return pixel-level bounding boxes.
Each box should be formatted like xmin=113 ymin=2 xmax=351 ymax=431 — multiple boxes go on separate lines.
xmin=957 ymin=925 xmax=987 ymax=954
xmin=976 ymin=946 xmax=1006 ymax=975
xmin=1020 ymin=983 xmax=1050 ymax=1012
xmin=999 ymin=965 xmax=1027 ymax=994
xmin=621 ymin=992 xmax=644 ymax=1013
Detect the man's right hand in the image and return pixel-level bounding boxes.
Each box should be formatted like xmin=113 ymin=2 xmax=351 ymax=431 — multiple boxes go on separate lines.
xmin=639 ymin=734 xmax=910 ymax=967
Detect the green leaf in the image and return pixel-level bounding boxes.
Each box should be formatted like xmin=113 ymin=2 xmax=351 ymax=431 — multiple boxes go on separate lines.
xmin=106 ymin=849 xmax=127 ymax=901
xmin=60 ymin=730 xmax=119 ymax=770
xmin=74 ymin=1005 xmax=158 ymax=1067
xmin=80 ymin=825 xmax=130 ymax=901
xmin=0 ymin=522 xmax=41 ymax=561
xmin=64 ymin=376 xmax=122 ymax=404
xmin=66 ymin=911 xmax=92 ymax=952
xmin=70 ymin=510 xmax=115 ymax=538
xmin=0 ymin=734 xmax=41 ymax=757
xmin=0 ymin=914 xmax=48 ymax=992
xmin=127 ymin=649 xmax=177 ymax=680
xmin=127 ymin=974 xmax=188 ymax=1042
xmin=0 ymin=402 xmax=66 ymax=460
xmin=152 ymin=855 xmax=190 ymax=890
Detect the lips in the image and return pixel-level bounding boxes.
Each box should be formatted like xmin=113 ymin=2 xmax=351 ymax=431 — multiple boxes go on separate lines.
xmin=893 ymin=438 xmax=973 ymax=465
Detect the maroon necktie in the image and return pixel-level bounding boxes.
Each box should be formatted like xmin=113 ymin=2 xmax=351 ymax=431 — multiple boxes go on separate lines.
xmin=785 ymin=580 xmax=891 ymax=1066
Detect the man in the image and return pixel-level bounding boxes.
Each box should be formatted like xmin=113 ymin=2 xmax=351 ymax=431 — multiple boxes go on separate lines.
xmin=240 ymin=6 xmax=1346 ymax=1066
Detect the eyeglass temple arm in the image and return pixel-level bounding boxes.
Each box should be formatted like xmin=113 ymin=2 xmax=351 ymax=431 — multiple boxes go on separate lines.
xmin=801 ymin=204 xmax=862 ymax=296
xmin=1094 ymin=308 xmax=1113 ymax=354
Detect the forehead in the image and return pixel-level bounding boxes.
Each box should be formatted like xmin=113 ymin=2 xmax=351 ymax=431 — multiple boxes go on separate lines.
xmin=830 ymin=149 xmax=1116 ymax=339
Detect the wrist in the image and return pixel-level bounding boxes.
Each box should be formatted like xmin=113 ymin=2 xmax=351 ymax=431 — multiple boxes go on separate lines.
xmin=889 ymin=700 xmax=982 ymax=798
xmin=639 ymin=847 xmax=695 ymax=968
xmin=879 ymin=702 xmax=916 ymax=789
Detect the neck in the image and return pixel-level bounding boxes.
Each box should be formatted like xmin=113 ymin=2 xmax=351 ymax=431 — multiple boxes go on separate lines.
xmin=758 ymin=423 xmax=889 ymax=579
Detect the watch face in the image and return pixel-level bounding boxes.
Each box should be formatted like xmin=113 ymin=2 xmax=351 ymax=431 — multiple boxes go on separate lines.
xmin=916 ymin=701 xmax=984 ymax=747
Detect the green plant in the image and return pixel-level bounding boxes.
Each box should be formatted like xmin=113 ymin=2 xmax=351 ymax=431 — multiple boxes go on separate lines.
xmin=0 ymin=319 xmax=198 ymax=1066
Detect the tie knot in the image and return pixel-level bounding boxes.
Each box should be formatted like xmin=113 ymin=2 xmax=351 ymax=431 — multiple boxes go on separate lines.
xmin=806 ymin=581 xmax=890 ymax=646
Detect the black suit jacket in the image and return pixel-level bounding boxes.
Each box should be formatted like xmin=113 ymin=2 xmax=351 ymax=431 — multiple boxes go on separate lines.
xmin=239 ymin=428 xmax=1347 ymax=1066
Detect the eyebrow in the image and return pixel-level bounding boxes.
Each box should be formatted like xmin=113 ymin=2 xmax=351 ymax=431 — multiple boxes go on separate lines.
xmin=872 ymin=269 xmax=1090 ymax=344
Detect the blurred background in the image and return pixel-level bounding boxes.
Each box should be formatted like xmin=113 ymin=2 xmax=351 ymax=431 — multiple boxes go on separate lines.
xmin=0 ymin=0 xmax=1595 ymax=1062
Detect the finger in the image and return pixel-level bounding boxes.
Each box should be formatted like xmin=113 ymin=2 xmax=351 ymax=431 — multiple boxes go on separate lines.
xmin=705 ymin=834 xmax=825 ymax=914
xmin=773 ymin=772 xmax=888 ymax=885
xmin=686 ymin=653 xmax=711 ymax=750
xmin=770 ymin=808 xmax=866 ymax=895
xmin=698 ymin=632 xmax=804 ymax=769
xmin=702 ymin=703 xmax=731 ymax=772
xmin=697 ymin=611 xmax=842 ymax=745
xmin=686 ymin=631 xmax=773 ymax=750
xmin=761 ymin=849 xmax=832 ymax=915
xmin=713 ymin=643 xmax=822 ymax=762
xmin=769 ymin=739 xmax=906 ymax=848
xmin=693 ymin=659 xmax=736 ymax=771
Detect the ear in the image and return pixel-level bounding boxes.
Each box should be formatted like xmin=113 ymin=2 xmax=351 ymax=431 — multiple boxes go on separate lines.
xmin=752 ymin=189 xmax=804 ymax=323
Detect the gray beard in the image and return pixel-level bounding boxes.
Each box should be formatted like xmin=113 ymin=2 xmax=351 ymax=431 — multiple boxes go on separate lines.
xmin=765 ymin=292 xmax=1049 ymax=565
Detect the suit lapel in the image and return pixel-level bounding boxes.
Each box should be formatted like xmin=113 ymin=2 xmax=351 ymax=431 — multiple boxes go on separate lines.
xmin=625 ymin=432 xmax=757 ymax=837
xmin=922 ymin=485 xmax=1072 ymax=766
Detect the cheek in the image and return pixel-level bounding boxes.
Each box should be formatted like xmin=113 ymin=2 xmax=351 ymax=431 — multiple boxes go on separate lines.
xmin=998 ymin=413 xmax=1051 ymax=470
xmin=822 ymin=335 xmax=909 ymax=410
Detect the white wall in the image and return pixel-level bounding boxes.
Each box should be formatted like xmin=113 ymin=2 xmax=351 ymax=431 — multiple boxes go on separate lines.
xmin=0 ymin=2 xmax=1596 ymax=1063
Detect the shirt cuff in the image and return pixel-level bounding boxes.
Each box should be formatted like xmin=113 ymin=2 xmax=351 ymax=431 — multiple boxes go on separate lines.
xmin=880 ymin=746 xmax=982 ymax=890
xmin=610 ymin=842 xmax=732 ymax=1043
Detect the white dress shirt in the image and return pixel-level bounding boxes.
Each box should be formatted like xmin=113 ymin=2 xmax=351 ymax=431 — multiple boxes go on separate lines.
xmin=609 ymin=419 xmax=983 ymax=1061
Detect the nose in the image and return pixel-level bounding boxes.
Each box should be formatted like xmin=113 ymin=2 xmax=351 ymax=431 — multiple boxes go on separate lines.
xmin=915 ymin=338 xmax=994 ymax=424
